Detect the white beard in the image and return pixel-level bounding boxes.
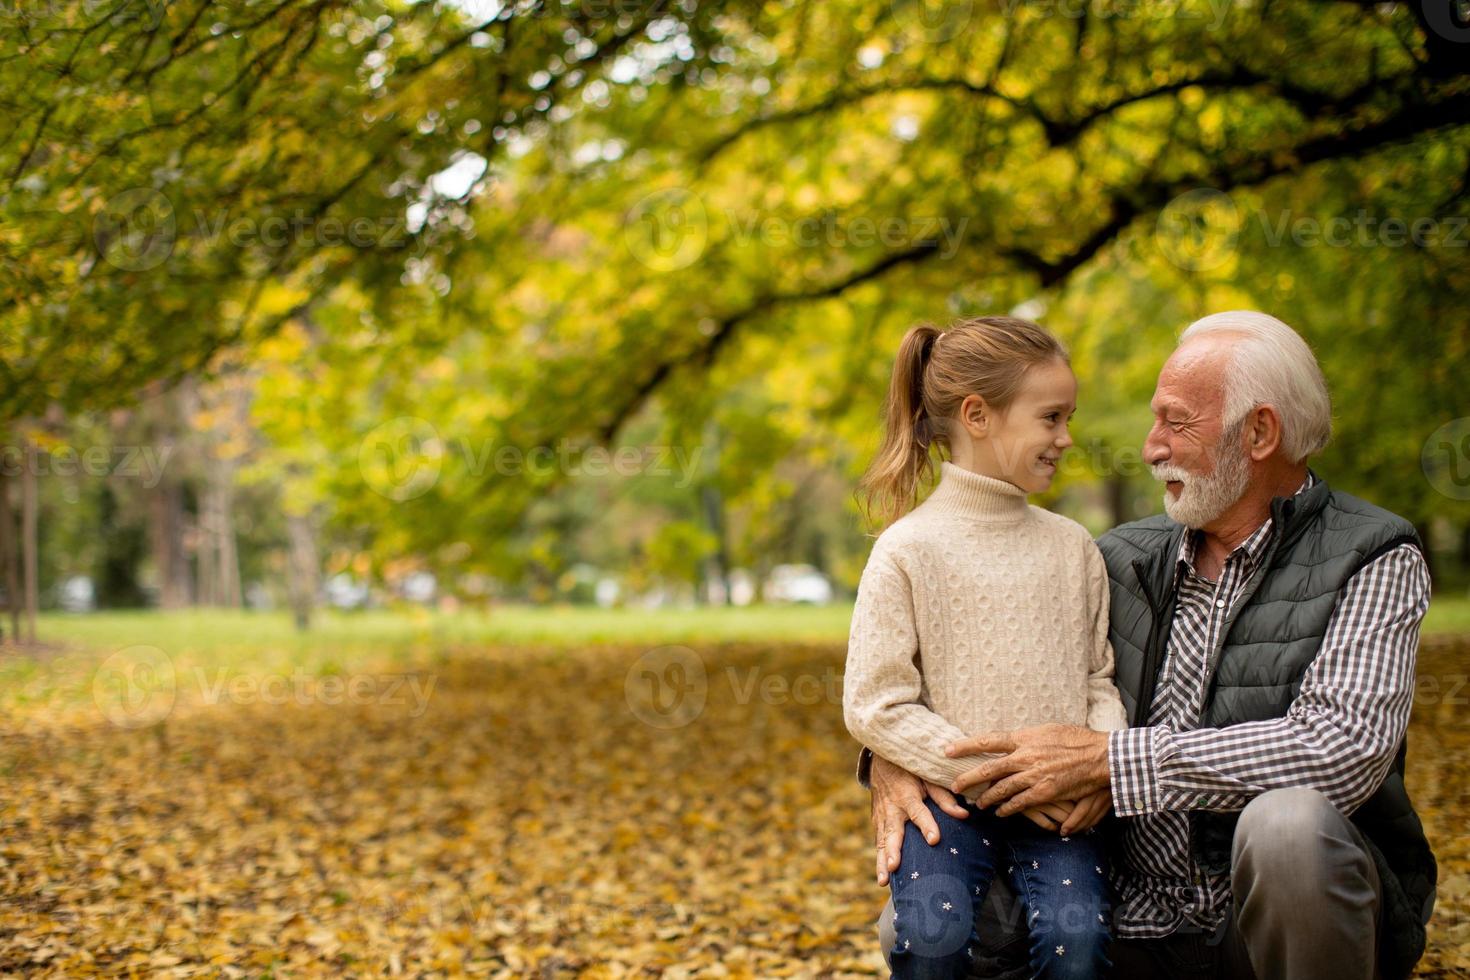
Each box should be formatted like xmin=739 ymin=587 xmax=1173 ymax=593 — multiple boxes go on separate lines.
xmin=1152 ymin=439 xmax=1251 ymax=529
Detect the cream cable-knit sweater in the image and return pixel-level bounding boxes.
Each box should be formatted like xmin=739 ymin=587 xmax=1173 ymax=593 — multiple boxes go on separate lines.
xmin=843 ymin=460 xmax=1128 ymax=802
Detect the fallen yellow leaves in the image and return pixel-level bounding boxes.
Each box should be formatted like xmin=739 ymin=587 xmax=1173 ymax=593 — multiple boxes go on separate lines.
xmin=0 ymin=637 xmax=1465 ymax=976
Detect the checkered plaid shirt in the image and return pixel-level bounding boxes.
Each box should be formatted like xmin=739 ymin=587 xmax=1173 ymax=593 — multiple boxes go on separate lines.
xmin=1106 ymin=472 xmax=1431 ymax=937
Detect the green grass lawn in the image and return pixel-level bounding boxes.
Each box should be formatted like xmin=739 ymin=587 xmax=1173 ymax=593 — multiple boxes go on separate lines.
xmin=4 ymin=594 xmax=1465 ymax=735
xmin=1424 ymin=591 xmax=1470 ymax=637
xmin=24 ymin=588 xmax=1470 ymax=656
xmin=30 ymin=602 xmax=859 ymax=655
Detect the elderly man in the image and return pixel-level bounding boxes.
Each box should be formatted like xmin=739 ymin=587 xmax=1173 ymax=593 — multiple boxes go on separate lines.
xmin=858 ymin=311 xmax=1435 ymax=980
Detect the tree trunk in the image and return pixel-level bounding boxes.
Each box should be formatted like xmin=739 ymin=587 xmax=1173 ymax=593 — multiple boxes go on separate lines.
xmin=0 ymin=469 xmax=18 ymax=644
xmin=21 ymin=440 xmax=38 ymax=643
xmin=150 ymin=478 xmax=190 ymax=609
xmin=213 ymin=456 xmax=242 ymax=608
xmin=1107 ymin=470 xmax=1130 ymax=529
xmin=196 ymin=477 xmax=218 ymax=606
xmin=196 ymin=372 xmax=246 ymax=609
xmin=285 ymin=511 xmax=318 ymax=631
xmin=701 ymin=483 xmax=730 ymax=606
xmin=141 ymin=381 xmax=192 ymax=610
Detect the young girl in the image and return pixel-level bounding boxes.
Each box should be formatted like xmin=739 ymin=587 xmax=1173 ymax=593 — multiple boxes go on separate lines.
xmin=843 ymin=316 xmax=1127 ymax=980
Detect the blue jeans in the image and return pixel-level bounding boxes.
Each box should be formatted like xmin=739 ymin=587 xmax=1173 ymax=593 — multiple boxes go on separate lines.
xmin=888 ymin=797 xmax=1111 ymax=980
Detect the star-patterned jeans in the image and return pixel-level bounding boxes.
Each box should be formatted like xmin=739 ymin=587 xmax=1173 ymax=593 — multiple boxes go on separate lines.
xmin=888 ymin=797 xmax=1111 ymax=980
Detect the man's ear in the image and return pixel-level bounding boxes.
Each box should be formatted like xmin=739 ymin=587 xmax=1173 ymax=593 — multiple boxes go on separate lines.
xmin=1246 ymin=404 xmax=1283 ymax=461
xmin=959 ymin=393 xmax=990 ymax=439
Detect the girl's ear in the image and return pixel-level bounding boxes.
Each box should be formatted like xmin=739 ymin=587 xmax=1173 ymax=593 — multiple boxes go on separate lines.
xmin=959 ymin=393 xmax=990 ymax=438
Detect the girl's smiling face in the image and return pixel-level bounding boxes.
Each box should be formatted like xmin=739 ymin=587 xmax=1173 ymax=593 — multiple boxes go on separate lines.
xmin=960 ymin=358 xmax=1077 ymax=493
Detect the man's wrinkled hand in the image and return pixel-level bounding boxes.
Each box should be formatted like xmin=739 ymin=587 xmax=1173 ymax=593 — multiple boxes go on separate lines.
xmin=869 ymin=754 xmax=968 ymax=886
xmin=944 ymin=724 xmax=1111 ymax=816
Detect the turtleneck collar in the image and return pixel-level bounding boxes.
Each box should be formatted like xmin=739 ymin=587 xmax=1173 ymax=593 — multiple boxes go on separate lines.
xmin=922 ymin=460 xmax=1032 ymax=523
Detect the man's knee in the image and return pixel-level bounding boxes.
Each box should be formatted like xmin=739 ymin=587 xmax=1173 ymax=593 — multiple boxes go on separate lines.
xmin=878 ymin=894 xmax=897 ymax=968
xmin=1231 ymin=787 xmax=1368 ymax=896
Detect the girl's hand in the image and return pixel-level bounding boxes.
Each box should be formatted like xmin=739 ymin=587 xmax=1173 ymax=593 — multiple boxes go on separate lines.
xmin=1020 ymin=800 xmax=1074 ymax=832
xmin=1060 ymin=786 xmax=1113 ymax=836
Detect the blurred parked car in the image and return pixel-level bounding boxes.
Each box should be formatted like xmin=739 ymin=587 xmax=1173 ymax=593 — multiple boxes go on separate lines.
xmin=324 ymin=573 xmax=372 ymax=610
xmin=399 ymin=571 xmax=437 ymax=604
xmin=764 ymin=564 xmax=833 ymax=605
xmin=57 ymin=575 xmax=96 ymax=613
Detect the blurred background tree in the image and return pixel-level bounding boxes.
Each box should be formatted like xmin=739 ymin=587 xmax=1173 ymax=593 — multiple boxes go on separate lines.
xmin=1 ymin=0 xmax=1467 ymax=634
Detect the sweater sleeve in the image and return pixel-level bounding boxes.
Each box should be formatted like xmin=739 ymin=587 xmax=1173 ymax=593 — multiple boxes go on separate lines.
xmin=842 ymin=545 xmax=996 ymax=793
xmin=1083 ymin=539 xmax=1129 ymax=733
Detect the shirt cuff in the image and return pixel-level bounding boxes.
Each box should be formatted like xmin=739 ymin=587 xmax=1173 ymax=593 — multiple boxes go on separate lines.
xmin=1155 ymin=729 xmax=1246 ymax=813
xmin=856 ymin=745 xmax=873 ymax=789
xmin=1109 ymin=726 xmax=1163 ymax=817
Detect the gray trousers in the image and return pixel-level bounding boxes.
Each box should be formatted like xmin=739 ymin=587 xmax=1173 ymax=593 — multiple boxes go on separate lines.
xmin=876 ymin=788 xmax=1385 ymax=980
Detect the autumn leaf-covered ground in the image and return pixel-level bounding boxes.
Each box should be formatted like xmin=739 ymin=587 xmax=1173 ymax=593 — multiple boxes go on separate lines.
xmin=1 ymin=609 xmax=1468 ymax=977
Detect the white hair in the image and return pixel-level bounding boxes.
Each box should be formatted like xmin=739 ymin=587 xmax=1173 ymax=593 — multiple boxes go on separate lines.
xmin=1177 ymin=310 xmax=1332 ymax=463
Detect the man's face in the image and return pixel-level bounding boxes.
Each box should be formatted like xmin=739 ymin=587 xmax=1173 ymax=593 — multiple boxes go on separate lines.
xmin=1143 ymin=339 xmax=1252 ymax=529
